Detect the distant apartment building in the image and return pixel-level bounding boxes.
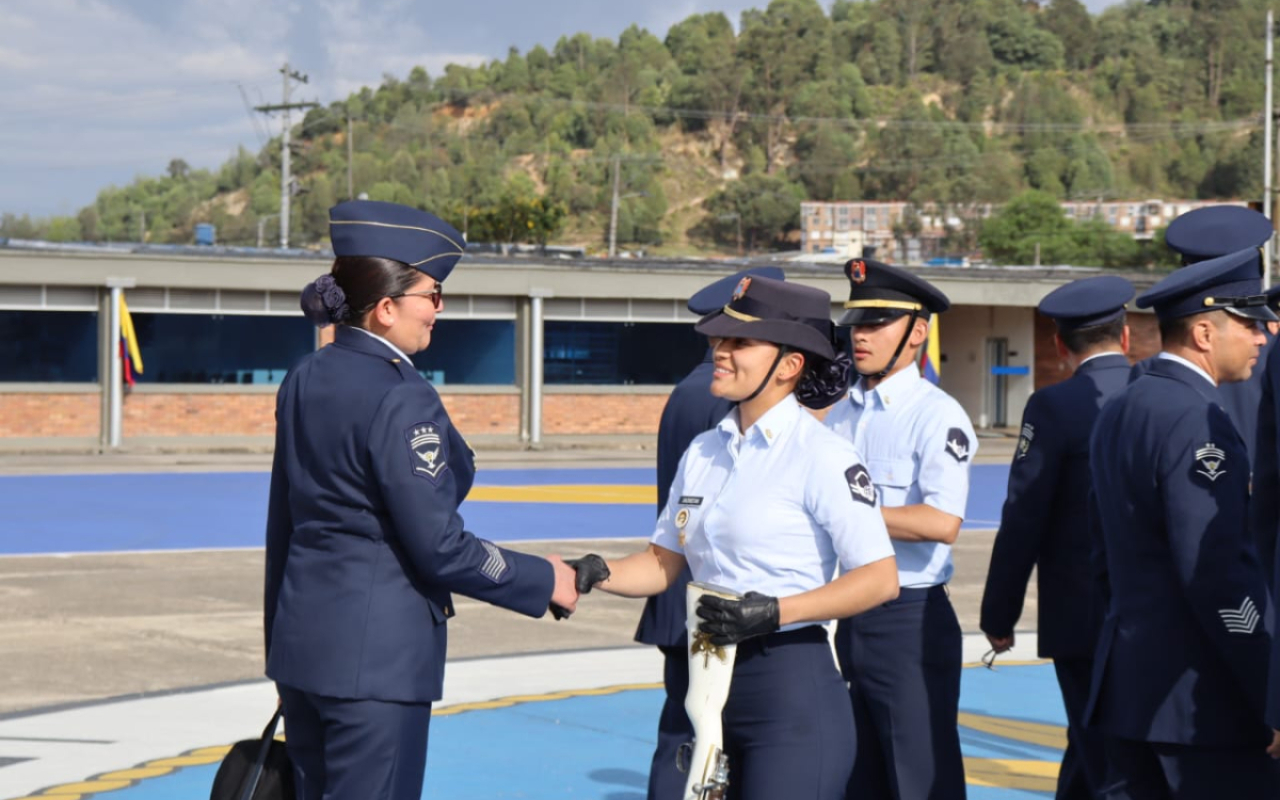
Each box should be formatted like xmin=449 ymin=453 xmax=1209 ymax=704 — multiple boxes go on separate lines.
xmin=800 ymin=199 xmax=1247 ymax=263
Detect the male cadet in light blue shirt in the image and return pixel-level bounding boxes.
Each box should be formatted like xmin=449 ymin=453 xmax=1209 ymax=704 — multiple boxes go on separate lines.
xmin=824 ymin=258 xmax=974 ymax=800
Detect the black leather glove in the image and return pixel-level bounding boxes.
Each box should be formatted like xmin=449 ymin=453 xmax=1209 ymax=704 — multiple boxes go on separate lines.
xmin=696 ymin=591 xmax=780 ymax=646
xmin=549 ymin=602 xmax=572 ymax=621
xmin=566 ymin=554 xmax=610 ymax=595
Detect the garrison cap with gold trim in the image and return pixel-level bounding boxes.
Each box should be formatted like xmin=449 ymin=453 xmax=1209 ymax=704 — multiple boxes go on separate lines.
xmin=694 ymin=275 xmax=837 ymax=360
xmin=1136 ymin=247 xmax=1279 ymax=323
xmin=329 ymin=200 xmax=465 ymax=282
xmin=837 ymin=258 xmax=950 ymax=326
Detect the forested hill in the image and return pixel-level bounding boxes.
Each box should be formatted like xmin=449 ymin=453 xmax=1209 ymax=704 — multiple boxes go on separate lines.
xmin=5 ymin=0 xmax=1270 ymax=262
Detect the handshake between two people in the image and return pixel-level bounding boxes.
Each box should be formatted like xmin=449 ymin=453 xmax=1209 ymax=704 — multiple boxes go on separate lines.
xmin=546 ymin=553 xmax=781 ymax=646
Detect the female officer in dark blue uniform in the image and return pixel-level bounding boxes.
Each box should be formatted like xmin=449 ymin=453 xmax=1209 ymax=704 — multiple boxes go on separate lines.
xmin=571 ymin=276 xmax=900 ymax=800
xmin=265 ymin=200 xmax=578 ymax=800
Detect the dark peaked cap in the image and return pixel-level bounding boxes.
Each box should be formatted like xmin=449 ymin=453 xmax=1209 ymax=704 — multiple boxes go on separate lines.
xmin=1164 ymin=205 xmax=1272 ymax=264
xmin=329 ymin=200 xmax=465 ymax=282
xmin=695 ymin=275 xmax=837 ymax=360
xmin=1038 ymin=275 xmax=1135 ymax=333
xmin=687 ymin=267 xmax=785 ymax=315
xmin=1137 ymin=247 xmax=1279 ymax=322
xmin=837 ymin=258 xmax=950 ymax=326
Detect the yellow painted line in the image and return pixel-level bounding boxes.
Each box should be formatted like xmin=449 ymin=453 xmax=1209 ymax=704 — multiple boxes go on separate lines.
xmin=468 ymin=484 xmax=655 ymax=504
xmin=964 ymin=757 xmax=1060 ymax=791
xmin=432 ymin=682 xmax=663 ymax=716
xmin=7 ymin=677 xmax=1069 ymax=799
xmin=91 ymin=768 xmax=170 ymax=781
xmin=959 ymin=711 xmax=1067 ymax=750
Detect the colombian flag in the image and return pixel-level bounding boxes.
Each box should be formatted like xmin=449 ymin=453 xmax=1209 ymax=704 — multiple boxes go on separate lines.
xmin=119 ymin=294 xmax=144 ymax=387
xmin=920 ymin=317 xmax=941 ymax=385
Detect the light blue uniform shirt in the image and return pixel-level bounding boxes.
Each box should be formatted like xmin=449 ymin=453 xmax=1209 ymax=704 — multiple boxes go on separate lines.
xmin=652 ymin=396 xmax=894 ymax=628
xmin=824 ymin=366 xmax=975 ymax=588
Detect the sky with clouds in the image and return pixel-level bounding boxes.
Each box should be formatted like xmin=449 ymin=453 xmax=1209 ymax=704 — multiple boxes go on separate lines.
xmin=1 ymin=0 xmax=1123 ymax=218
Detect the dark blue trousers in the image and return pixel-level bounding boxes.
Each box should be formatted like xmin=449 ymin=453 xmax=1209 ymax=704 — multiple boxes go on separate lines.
xmin=835 ymin=586 xmax=966 ymax=800
xmin=1099 ymin=737 xmax=1280 ymax=800
xmin=647 ymin=644 xmax=694 ymax=800
xmin=1053 ymin=657 xmax=1106 ymax=800
xmin=723 ymin=626 xmax=855 ymax=800
xmin=278 ymin=683 xmax=433 ymax=800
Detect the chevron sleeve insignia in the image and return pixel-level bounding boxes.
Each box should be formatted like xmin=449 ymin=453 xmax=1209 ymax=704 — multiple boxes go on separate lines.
xmin=1217 ymin=596 xmax=1260 ymax=635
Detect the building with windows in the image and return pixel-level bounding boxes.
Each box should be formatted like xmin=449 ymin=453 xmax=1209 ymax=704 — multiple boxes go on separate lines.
xmin=800 ymin=199 xmax=1246 ymax=263
xmin=0 ymin=241 xmax=1164 ymax=451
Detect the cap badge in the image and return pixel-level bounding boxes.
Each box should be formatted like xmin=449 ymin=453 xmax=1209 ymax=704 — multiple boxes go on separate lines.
xmin=849 ymin=260 xmax=867 ymax=284
xmin=732 ymin=277 xmax=752 ymax=301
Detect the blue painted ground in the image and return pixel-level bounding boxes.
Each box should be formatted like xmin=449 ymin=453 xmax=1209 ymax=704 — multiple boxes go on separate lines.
xmin=0 ymin=465 xmax=1009 ymax=555
xmin=89 ymin=665 xmax=1060 ymax=799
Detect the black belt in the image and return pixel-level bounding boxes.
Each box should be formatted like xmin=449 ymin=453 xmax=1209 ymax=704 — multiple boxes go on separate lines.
xmin=893 ymin=584 xmax=948 ymax=603
xmin=738 ymin=625 xmax=827 ymax=655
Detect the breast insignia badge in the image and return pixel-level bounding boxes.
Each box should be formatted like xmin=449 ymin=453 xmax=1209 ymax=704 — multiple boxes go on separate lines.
xmin=676 ymin=508 xmax=690 ymax=547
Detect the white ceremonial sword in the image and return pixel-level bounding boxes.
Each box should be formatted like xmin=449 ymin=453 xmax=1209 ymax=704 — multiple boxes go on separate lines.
xmin=677 ymin=581 xmax=740 ymax=800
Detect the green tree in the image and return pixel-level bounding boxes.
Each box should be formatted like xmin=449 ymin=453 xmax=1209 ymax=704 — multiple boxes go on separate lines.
xmin=703 ymin=174 xmax=805 ymax=252
xmin=979 ymin=190 xmax=1080 ymax=264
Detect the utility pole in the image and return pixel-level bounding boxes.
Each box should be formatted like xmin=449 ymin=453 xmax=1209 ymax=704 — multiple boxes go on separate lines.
xmin=347 ymin=114 xmax=355 ymax=201
xmin=1266 ymin=10 xmax=1275 ymax=289
xmin=608 ymin=154 xmax=621 ymax=258
xmin=255 ymin=63 xmax=317 ymax=249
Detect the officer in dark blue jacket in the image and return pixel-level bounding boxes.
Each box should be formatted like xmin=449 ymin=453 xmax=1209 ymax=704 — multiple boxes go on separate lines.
xmin=980 ymin=275 xmax=1134 ymax=800
xmin=1088 ymin=248 xmax=1279 ymax=797
xmin=1247 ymin=284 xmax=1280 ymax=586
xmin=1130 ymin=205 xmax=1274 ymax=464
xmin=265 ymin=200 xmax=578 ymax=800
xmin=636 ymin=267 xmax=783 ymax=800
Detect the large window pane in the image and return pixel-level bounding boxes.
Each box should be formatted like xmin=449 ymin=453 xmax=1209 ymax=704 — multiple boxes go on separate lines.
xmin=0 ymin=310 xmax=98 ymax=382
xmin=545 ymin=322 xmax=705 ymax=385
xmin=132 ymin=314 xmax=314 ymax=384
xmin=411 ymin=320 xmax=515 ymax=385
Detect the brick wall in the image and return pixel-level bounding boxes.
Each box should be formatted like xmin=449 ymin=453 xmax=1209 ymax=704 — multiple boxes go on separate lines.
xmin=122 ymin=393 xmax=278 ymax=437
xmin=543 ymin=393 xmax=668 ymax=435
xmin=0 ymin=393 xmax=99 ymax=437
xmin=1033 ymin=312 xmax=1161 ymax=391
xmin=440 ymin=394 xmax=520 ymax=435
xmin=0 ymin=390 xmax=669 ymax=441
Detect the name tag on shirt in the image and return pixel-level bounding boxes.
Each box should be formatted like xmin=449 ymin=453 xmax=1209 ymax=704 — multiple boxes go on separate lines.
xmin=678 ymin=496 xmax=704 ymax=506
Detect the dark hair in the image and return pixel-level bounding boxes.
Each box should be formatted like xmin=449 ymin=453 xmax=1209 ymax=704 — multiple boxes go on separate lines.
xmin=299 ymin=256 xmax=421 ymax=328
xmin=1158 ymin=313 xmax=1201 ymax=345
xmin=793 ymin=350 xmax=853 ymax=409
xmin=1059 ymin=317 xmax=1126 ymax=355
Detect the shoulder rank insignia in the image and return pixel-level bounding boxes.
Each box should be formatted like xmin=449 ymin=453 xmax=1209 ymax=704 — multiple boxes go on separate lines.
xmin=407 ymin=422 xmax=448 ymax=483
xmin=945 ymin=428 xmax=971 ymax=463
xmin=1194 ymin=442 xmax=1226 ymax=483
xmin=1016 ymin=423 xmax=1034 ymax=460
xmin=1218 ymin=596 xmax=1259 ymax=635
xmin=845 ymin=463 xmax=877 ymax=507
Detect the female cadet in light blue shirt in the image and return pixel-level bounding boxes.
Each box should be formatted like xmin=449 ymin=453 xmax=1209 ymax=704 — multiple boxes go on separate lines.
xmin=570 ymin=276 xmax=899 ymax=800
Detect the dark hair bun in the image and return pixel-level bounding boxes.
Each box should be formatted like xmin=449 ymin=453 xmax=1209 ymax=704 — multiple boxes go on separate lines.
xmin=796 ymin=352 xmax=853 ymax=410
xmin=300 ymin=274 xmax=350 ymax=327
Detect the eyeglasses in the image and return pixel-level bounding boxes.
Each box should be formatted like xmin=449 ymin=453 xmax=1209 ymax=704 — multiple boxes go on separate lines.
xmin=391 ymin=285 xmax=443 ymax=310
